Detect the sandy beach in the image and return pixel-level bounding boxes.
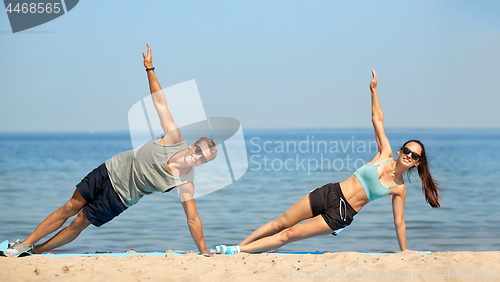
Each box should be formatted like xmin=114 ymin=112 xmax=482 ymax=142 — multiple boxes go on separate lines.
xmin=1 ymin=251 xmax=498 ymax=281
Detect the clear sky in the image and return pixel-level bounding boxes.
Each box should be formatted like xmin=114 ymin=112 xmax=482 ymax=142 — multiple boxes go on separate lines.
xmin=1 ymin=0 xmax=499 ymax=131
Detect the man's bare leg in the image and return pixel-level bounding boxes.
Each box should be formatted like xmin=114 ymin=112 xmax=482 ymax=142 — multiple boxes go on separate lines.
xmin=23 ymin=189 xmax=88 ymax=248
xmin=34 ymin=210 xmax=91 ymax=254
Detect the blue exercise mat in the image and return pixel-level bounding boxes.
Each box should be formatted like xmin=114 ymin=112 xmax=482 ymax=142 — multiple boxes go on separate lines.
xmin=39 ymin=252 xmax=186 ymax=257
xmin=38 ymin=251 xmax=432 ymax=257
xmin=0 ymin=240 xmax=431 ymax=257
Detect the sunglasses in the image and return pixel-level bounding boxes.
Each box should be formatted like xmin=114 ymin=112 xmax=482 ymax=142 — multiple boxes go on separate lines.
xmin=194 ymin=144 xmax=208 ymax=164
xmin=401 ymin=147 xmax=420 ymax=160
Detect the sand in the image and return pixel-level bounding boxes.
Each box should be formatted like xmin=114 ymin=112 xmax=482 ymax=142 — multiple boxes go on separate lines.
xmin=1 ymin=251 xmax=499 ymax=281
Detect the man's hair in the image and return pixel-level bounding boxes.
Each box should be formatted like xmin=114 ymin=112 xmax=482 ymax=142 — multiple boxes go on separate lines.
xmin=195 ymin=137 xmax=218 ymax=161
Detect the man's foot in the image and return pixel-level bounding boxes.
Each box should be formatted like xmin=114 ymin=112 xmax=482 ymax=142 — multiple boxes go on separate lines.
xmin=216 ymin=245 xmax=240 ymax=255
xmin=0 ymin=240 xmax=34 ymax=257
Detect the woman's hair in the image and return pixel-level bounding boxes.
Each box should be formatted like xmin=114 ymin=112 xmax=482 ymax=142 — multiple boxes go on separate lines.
xmin=402 ymin=140 xmax=441 ymax=208
xmin=195 ymin=137 xmax=218 ymax=161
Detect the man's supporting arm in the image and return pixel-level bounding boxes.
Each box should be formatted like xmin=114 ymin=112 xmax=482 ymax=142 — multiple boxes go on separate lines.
xmin=178 ymin=182 xmax=210 ymax=254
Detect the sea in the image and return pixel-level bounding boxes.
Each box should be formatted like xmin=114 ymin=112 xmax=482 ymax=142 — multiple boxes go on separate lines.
xmin=1 ymin=129 xmax=499 ymax=254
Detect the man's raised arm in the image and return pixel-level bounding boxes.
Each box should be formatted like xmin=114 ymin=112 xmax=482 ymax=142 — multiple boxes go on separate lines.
xmin=143 ymin=43 xmax=181 ymax=143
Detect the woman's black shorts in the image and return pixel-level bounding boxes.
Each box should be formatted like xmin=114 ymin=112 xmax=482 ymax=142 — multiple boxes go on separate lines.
xmin=76 ymin=163 xmax=127 ymax=227
xmin=309 ymin=183 xmax=357 ymax=235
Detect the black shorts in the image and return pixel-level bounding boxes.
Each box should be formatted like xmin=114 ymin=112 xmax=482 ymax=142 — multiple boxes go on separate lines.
xmin=309 ymin=183 xmax=357 ymax=235
xmin=76 ymin=163 xmax=127 ymax=227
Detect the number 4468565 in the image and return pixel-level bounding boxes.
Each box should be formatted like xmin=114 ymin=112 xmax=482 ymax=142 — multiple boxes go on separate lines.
xmin=443 ymin=268 xmax=498 ymax=279
xmin=5 ymin=3 xmax=62 ymax=14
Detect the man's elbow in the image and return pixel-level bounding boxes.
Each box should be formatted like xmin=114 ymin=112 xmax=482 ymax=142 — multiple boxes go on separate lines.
xmin=186 ymin=216 xmax=198 ymax=226
xmin=153 ymin=100 xmax=167 ymax=110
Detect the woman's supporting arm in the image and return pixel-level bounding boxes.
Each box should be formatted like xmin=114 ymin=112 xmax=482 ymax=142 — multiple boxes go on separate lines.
xmin=392 ymin=187 xmax=407 ymax=251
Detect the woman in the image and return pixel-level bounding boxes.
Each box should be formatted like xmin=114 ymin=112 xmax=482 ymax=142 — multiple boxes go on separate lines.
xmin=217 ymin=70 xmax=441 ymax=254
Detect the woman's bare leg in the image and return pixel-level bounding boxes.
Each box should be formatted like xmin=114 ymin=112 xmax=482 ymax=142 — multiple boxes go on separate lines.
xmin=23 ymin=189 xmax=87 ymax=247
xmin=240 ymin=215 xmax=333 ymax=253
xmin=239 ymin=194 xmax=313 ymax=247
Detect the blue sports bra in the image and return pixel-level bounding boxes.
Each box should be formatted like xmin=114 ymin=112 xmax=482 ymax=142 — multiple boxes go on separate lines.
xmin=353 ymin=159 xmax=402 ymax=202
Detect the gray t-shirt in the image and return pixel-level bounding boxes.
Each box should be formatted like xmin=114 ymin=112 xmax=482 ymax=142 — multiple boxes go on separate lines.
xmin=105 ymin=140 xmax=194 ymax=207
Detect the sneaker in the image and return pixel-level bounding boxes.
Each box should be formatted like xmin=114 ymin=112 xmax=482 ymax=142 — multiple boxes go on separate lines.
xmin=216 ymin=245 xmax=240 ymax=255
xmin=0 ymin=240 xmax=34 ymax=257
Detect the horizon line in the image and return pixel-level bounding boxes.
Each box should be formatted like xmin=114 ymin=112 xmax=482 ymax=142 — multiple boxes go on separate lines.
xmin=1 ymin=127 xmax=500 ymax=134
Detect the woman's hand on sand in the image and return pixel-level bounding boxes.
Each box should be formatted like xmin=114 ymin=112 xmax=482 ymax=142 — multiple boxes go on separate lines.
xmin=143 ymin=43 xmax=153 ymax=69
xmin=370 ymin=69 xmax=377 ymax=91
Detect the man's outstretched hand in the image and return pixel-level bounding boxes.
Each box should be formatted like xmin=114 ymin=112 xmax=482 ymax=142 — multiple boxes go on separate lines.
xmin=143 ymin=43 xmax=153 ymax=69
xmin=370 ymin=69 xmax=377 ymax=91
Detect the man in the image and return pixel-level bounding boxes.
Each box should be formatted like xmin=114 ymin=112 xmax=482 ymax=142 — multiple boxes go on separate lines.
xmin=1 ymin=44 xmax=218 ymax=256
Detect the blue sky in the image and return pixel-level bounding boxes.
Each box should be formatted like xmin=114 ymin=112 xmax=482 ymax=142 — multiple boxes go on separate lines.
xmin=1 ymin=0 xmax=499 ymax=131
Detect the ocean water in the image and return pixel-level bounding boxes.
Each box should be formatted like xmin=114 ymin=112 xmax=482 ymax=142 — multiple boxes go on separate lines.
xmin=1 ymin=129 xmax=499 ymax=254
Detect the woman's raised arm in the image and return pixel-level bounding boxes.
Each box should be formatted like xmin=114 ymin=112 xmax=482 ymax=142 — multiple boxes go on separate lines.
xmin=370 ymin=70 xmax=392 ymax=157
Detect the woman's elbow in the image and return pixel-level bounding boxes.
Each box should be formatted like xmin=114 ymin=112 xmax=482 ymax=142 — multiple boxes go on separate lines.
xmin=394 ymin=217 xmax=405 ymax=227
xmin=372 ymin=114 xmax=384 ymax=123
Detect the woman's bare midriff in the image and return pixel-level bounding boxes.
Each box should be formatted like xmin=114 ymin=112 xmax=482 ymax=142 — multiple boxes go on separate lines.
xmin=339 ymin=175 xmax=370 ymax=212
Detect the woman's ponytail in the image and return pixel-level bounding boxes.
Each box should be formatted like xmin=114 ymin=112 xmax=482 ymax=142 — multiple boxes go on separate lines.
xmin=403 ymin=140 xmax=441 ymax=208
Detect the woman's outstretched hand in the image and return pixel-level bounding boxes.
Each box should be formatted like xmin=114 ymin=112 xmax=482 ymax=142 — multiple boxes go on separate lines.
xmin=370 ymin=69 xmax=377 ymax=91
xmin=143 ymin=43 xmax=153 ymax=69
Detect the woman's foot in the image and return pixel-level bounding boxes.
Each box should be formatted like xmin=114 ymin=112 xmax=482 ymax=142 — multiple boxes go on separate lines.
xmin=216 ymin=245 xmax=240 ymax=255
